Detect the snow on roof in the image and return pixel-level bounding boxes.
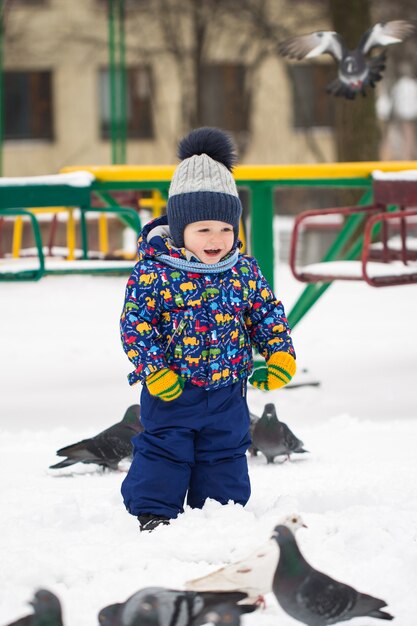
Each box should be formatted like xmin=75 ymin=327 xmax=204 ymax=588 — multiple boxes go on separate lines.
xmin=0 ymin=171 xmax=95 ymax=187
xmin=372 ymin=169 xmax=417 ymax=181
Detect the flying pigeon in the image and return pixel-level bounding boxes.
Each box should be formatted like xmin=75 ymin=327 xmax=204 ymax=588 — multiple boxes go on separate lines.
xmin=279 ymin=20 xmax=416 ymax=99
xmin=50 ymin=404 xmax=143 ymax=470
xmin=271 ymin=525 xmax=394 ymax=625
xmin=4 ymin=589 xmax=63 ymax=626
xmin=98 ymin=587 xmax=257 ymax=626
xmin=251 ymin=403 xmax=308 ymax=463
xmin=185 ymin=513 xmax=307 ymax=603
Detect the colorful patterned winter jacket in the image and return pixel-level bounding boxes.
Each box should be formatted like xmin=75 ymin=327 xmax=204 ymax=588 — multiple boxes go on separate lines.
xmin=120 ymin=216 xmax=295 ymax=391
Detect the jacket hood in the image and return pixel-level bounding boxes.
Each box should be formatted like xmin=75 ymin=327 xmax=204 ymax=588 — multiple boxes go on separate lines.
xmin=137 ymin=215 xmax=183 ymax=262
xmin=137 ymin=214 xmax=240 ymax=263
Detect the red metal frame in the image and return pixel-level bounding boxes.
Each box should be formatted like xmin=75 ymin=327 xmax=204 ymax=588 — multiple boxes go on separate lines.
xmin=290 ymin=178 xmax=417 ymax=287
xmin=289 ymin=204 xmax=377 ymax=283
xmin=362 ymin=209 xmax=417 ymax=287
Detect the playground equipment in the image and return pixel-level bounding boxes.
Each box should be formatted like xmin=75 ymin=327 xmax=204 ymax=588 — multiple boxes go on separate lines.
xmin=290 ymin=171 xmax=417 ymax=287
xmin=2 ymin=161 xmax=417 ymax=328
xmin=0 ymin=172 xmax=141 ymax=280
xmin=60 ymin=161 xmax=417 ymax=327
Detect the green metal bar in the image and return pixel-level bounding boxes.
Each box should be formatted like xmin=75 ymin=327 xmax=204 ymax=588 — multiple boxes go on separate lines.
xmin=0 ymin=209 xmax=45 ymax=281
xmin=240 ymin=178 xmax=372 ymax=189
xmin=107 ymin=0 xmax=127 ymax=164
xmin=108 ymin=0 xmax=118 ymax=164
xmin=250 ymin=183 xmax=274 ymax=287
xmin=80 ymin=210 xmax=89 ymax=260
xmin=118 ymin=0 xmax=127 ymax=164
xmin=288 ymin=189 xmax=374 ymax=328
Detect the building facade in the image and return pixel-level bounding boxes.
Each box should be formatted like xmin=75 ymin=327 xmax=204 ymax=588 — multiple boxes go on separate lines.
xmin=2 ymin=0 xmax=336 ymax=176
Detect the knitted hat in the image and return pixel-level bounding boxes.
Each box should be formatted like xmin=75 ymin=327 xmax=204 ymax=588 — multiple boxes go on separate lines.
xmin=167 ymin=127 xmax=242 ymax=248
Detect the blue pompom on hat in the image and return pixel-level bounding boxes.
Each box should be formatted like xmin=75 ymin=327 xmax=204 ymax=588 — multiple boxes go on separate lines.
xmin=167 ymin=127 xmax=243 ymax=248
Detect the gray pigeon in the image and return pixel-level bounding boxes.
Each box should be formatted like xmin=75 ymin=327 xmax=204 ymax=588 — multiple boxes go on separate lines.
xmin=50 ymin=404 xmax=143 ymax=470
xmin=251 ymin=403 xmax=307 ymax=463
xmin=4 ymin=589 xmax=63 ymax=626
xmin=98 ymin=604 xmax=123 ymax=626
xmin=271 ymin=525 xmax=394 ymax=625
xmin=98 ymin=587 xmax=257 ymax=626
xmin=185 ymin=513 xmax=307 ymax=603
xmin=279 ymin=20 xmax=416 ymax=99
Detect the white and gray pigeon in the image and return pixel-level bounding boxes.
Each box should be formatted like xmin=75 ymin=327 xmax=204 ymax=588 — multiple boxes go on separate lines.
xmin=185 ymin=514 xmax=307 ymax=603
xmin=251 ymin=403 xmax=308 ymax=463
xmin=4 ymin=589 xmax=63 ymax=626
xmin=271 ymin=525 xmax=394 ymax=625
xmin=279 ymin=20 xmax=416 ymax=99
xmin=50 ymin=404 xmax=143 ymax=470
xmin=98 ymin=587 xmax=257 ymax=626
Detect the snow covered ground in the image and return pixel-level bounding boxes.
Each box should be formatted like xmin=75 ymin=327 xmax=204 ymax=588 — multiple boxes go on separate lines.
xmin=1 ymin=263 xmax=417 ymax=626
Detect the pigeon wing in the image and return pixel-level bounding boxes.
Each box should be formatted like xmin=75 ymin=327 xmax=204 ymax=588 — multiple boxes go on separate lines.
xmin=281 ymin=422 xmax=305 ymax=452
xmin=297 ymin=572 xmax=356 ymax=621
xmin=361 ymin=20 xmax=416 ymax=54
xmin=279 ymin=31 xmax=344 ymax=61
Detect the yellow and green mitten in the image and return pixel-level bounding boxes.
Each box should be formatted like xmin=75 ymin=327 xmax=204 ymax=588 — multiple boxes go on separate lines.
xmin=249 ymin=352 xmax=296 ymax=391
xmin=146 ymin=368 xmax=185 ymax=401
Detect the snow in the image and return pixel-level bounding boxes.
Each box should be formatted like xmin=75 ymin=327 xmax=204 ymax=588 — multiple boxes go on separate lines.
xmin=299 ymin=259 xmax=417 ymax=278
xmin=0 ymin=171 xmax=95 ymax=187
xmin=0 ymin=256 xmax=135 ymax=272
xmin=373 ymin=169 xmax=417 ymax=181
xmin=1 ymin=264 xmax=417 ymax=626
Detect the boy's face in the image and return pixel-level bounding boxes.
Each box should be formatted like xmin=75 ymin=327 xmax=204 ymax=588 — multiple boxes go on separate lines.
xmin=183 ymin=220 xmax=234 ymax=264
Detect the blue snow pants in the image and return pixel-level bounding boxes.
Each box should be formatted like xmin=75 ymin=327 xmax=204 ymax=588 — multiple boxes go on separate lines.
xmin=121 ymin=380 xmax=251 ymax=519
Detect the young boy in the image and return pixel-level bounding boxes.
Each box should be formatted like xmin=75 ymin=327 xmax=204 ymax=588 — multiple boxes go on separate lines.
xmin=120 ymin=127 xmax=296 ymax=532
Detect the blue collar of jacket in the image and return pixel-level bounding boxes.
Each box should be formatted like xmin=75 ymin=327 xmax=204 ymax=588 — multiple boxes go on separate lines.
xmin=138 ymin=215 xmax=240 ymax=275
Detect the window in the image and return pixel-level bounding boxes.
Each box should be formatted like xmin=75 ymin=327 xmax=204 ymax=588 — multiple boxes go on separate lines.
xmin=96 ymin=0 xmax=147 ymax=8
xmin=11 ymin=0 xmax=47 ymax=5
xmin=288 ymin=64 xmax=336 ymax=129
xmin=4 ymin=71 xmax=54 ymax=140
xmin=200 ymin=64 xmax=249 ymax=133
xmin=99 ymin=66 xmax=154 ymax=139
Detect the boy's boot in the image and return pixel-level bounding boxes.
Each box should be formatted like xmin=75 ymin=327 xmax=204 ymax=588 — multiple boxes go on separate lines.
xmin=137 ymin=514 xmax=170 ymax=532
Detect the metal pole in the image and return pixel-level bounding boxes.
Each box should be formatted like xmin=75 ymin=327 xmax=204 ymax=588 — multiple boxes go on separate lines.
xmin=108 ymin=0 xmax=127 ymax=164
xmin=118 ymin=0 xmax=127 ymax=164
xmin=108 ymin=0 xmax=118 ymax=163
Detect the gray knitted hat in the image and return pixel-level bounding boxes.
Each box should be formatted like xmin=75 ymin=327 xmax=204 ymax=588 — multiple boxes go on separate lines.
xmin=167 ymin=127 xmax=242 ymax=248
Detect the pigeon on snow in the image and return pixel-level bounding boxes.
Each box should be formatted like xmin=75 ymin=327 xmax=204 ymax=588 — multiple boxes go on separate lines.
xmin=191 ymin=603 xmax=241 ymax=626
xmin=4 ymin=589 xmax=63 ymax=626
xmin=251 ymin=403 xmax=307 ymax=463
xmin=271 ymin=525 xmax=394 ymax=625
xmin=279 ymin=20 xmax=416 ymax=99
xmin=98 ymin=603 xmax=123 ymax=626
xmin=185 ymin=513 xmax=307 ymax=603
xmin=98 ymin=587 xmax=257 ymax=626
xmin=50 ymin=404 xmax=143 ymax=470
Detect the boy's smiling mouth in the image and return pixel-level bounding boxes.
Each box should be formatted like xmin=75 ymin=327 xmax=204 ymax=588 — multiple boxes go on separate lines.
xmin=204 ymin=248 xmax=222 ymax=257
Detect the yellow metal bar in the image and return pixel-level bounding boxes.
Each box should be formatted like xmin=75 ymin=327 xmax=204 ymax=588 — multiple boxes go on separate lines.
xmin=98 ymin=213 xmax=109 ymax=254
xmin=61 ymin=161 xmax=417 ymax=182
xmin=67 ymin=208 xmax=76 ymax=260
xmin=12 ymin=216 xmax=24 ymax=258
xmin=238 ymin=219 xmax=246 ymax=253
xmin=139 ymin=190 xmax=166 ymax=218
